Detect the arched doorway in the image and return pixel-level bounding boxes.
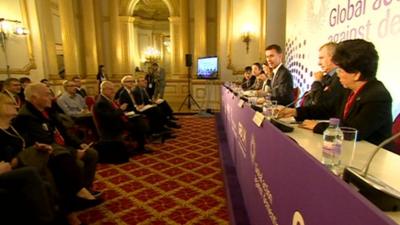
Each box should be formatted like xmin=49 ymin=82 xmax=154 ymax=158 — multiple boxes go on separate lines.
xmin=131 ymin=0 xmax=171 ymax=74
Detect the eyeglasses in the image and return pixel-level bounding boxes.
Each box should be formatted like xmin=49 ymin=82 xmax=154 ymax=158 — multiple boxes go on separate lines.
xmin=124 ymin=80 xmax=134 ymax=83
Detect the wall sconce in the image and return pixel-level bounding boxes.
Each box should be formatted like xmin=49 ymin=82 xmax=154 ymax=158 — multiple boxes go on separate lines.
xmin=0 ymin=18 xmax=29 ymax=77
xmin=163 ymin=40 xmax=171 ymax=53
xmin=241 ymin=24 xmax=254 ymax=54
xmin=143 ymin=47 xmax=161 ymax=63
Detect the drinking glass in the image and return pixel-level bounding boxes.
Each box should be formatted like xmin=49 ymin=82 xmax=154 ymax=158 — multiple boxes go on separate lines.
xmin=337 ymin=127 xmax=358 ymax=175
xmin=263 ymin=100 xmax=277 ymax=120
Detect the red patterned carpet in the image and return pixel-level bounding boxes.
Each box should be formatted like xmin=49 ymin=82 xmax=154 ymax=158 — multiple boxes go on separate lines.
xmin=78 ymin=116 xmax=230 ymax=225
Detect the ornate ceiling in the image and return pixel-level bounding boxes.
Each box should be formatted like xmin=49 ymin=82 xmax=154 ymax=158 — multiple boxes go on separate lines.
xmin=133 ymin=0 xmax=169 ymax=21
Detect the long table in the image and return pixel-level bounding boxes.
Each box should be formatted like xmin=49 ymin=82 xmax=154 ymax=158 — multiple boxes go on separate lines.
xmin=220 ymin=85 xmax=400 ymax=225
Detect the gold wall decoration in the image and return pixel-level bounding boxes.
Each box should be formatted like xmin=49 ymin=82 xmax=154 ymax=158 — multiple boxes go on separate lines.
xmin=226 ymin=0 xmax=267 ymax=75
xmin=0 ymin=0 xmax=36 ymax=75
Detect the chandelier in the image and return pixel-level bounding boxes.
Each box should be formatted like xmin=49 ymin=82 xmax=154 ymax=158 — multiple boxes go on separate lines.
xmin=144 ymin=47 xmax=161 ymax=63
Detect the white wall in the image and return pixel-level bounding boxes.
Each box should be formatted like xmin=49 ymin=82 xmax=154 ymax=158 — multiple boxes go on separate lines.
xmin=266 ymin=0 xmax=286 ymax=49
xmin=286 ymin=0 xmax=400 ymax=117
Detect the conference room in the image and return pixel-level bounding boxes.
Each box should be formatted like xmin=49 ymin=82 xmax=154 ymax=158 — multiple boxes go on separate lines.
xmin=1 ymin=0 xmax=399 ymax=225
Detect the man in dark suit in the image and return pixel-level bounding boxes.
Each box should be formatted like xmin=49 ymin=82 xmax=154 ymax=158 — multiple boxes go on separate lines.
xmin=94 ymin=81 xmax=150 ymax=153
xmin=302 ymin=42 xmax=345 ymax=107
xmin=72 ymin=76 xmax=87 ymax=98
xmin=116 ymin=76 xmax=171 ymax=135
xmin=2 ymin=78 xmax=22 ymax=109
xmin=241 ymin=66 xmax=254 ymax=90
xmin=133 ymin=76 xmax=180 ymax=129
xmin=265 ymin=44 xmax=294 ymax=106
xmin=279 ymin=39 xmax=392 ymax=145
xmin=115 ymin=75 xmax=136 ymax=112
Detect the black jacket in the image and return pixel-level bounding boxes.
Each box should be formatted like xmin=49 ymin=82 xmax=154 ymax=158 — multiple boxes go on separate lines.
xmin=241 ymin=76 xmax=256 ymax=91
xmin=302 ymin=72 xmax=346 ymax=107
xmin=93 ymin=95 xmax=125 ymax=139
xmin=117 ymin=88 xmax=137 ymax=113
xmin=76 ymin=88 xmax=87 ymax=98
xmin=14 ymin=102 xmax=81 ymax=148
xmin=270 ymin=65 xmax=294 ymax=106
xmin=132 ymin=86 xmax=152 ymax=106
xmin=297 ymin=79 xmax=392 ymax=145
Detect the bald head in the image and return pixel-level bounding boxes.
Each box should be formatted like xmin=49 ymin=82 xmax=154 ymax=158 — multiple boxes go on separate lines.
xmin=25 ymin=83 xmax=52 ymax=111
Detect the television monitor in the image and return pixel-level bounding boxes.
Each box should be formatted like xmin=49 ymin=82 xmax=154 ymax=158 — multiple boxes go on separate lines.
xmin=197 ymin=56 xmax=218 ymax=79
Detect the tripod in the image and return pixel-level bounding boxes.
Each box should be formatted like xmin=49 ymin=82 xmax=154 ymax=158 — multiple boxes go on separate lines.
xmin=179 ymin=66 xmax=201 ymax=111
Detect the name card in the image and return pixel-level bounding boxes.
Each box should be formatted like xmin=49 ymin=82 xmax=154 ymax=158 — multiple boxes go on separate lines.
xmin=238 ymin=99 xmax=245 ymax=108
xmin=252 ymin=111 xmax=265 ymax=127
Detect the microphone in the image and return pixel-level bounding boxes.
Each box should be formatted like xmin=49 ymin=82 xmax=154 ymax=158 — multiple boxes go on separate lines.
xmin=343 ymin=131 xmax=400 ymax=211
xmin=285 ymin=91 xmax=310 ymax=108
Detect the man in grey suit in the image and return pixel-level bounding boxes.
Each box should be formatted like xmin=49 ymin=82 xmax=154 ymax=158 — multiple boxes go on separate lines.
xmin=152 ymin=63 xmax=166 ymax=100
xmin=265 ymin=44 xmax=294 ymax=106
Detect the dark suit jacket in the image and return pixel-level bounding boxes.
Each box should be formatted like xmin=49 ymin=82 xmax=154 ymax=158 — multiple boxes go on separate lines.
xmin=117 ymin=88 xmax=136 ymax=113
xmin=241 ymin=76 xmax=256 ymax=91
xmin=297 ymin=79 xmax=392 ymax=145
xmin=302 ymin=72 xmax=346 ymax=107
xmin=76 ymin=88 xmax=87 ymax=98
xmin=92 ymin=95 xmax=125 ymax=139
xmin=270 ymin=65 xmax=294 ymax=106
xmin=14 ymin=102 xmax=81 ymax=148
xmin=132 ymin=86 xmax=151 ymax=106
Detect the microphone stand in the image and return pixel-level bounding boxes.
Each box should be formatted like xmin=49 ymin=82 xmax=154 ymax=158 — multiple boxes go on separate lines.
xmin=363 ymin=132 xmax=400 ymax=177
xmin=343 ymin=131 xmax=400 ymax=211
xmin=285 ymin=91 xmax=309 ymax=108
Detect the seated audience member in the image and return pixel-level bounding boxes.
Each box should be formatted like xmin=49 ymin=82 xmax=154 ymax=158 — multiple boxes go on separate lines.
xmin=249 ymin=63 xmax=264 ymax=90
xmin=93 ymin=81 xmax=151 ymax=155
xmin=133 ymin=76 xmax=180 ymax=128
xmin=13 ymin=83 xmax=101 ymax=200
xmin=72 ymin=76 xmax=87 ymax=98
xmin=241 ymin=66 xmax=254 ymax=90
xmin=2 ymin=78 xmax=22 ymax=109
xmin=0 ymin=165 xmax=55 ymax=225
xmin=40 ymin=79 xmax=56 ymax=98
xmin=265 ymin=44 xmax=294 ymax=106
xmin=0 ymin=92 xmax=55 ymax=224
xmin=57 ymin=80 xmax=88 ymax=116
xmin=0 ymin=92 xmax=98 ymax=225
xmin=117 ymin=76 xmax=172 ymax=136
xmin=18 ymin=77 xmax=31 ymax=106
xmin=116 ymin=75 xmax=137 ymax=112
xmin=302 ymin=42 xmax=345 ymax=107
xmin=279 ymin=39 xmax=392 ymax=145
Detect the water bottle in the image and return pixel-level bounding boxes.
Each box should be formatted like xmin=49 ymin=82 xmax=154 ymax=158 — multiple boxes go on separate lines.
xmin=321 ymin=118 xmax=344 ymax=171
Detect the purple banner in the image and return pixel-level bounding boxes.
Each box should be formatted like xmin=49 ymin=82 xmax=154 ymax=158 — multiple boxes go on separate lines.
xmin=220 ymin=86 xmax=396 ymax=225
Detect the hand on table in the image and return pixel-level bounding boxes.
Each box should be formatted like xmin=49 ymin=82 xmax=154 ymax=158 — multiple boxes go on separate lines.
xmin=298 ymin=120 xmax=318 ymax=130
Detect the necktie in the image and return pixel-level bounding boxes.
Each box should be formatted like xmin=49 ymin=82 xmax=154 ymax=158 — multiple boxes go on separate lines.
xmin=111 ymin=101 xmax=128 ymax=122
xmin=271 ymin=72 xmax=276 ymax=87
xmin=42 ymin=111 xmax=65 ymax=146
